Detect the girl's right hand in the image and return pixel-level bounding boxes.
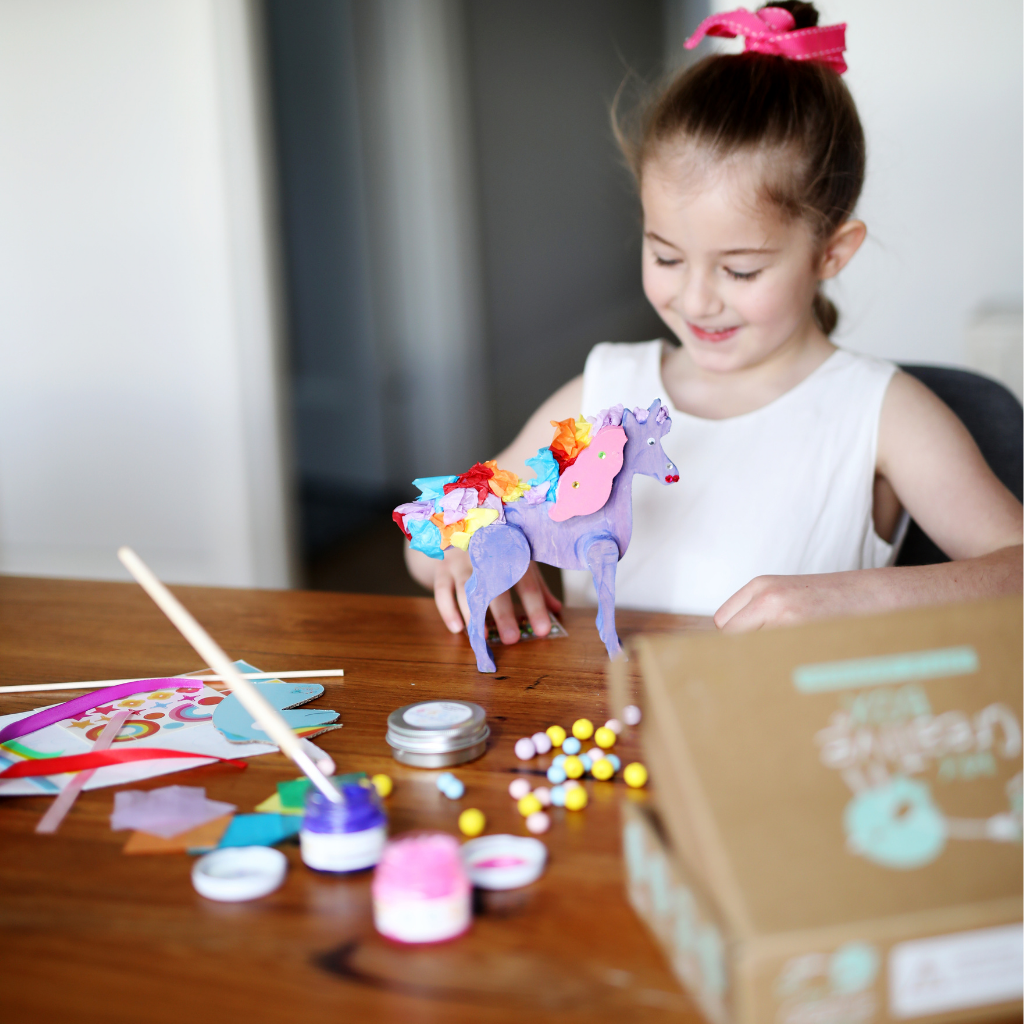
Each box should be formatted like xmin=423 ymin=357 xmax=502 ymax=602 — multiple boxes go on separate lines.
xmin=406 ymin=544 xmax=562 ymax=645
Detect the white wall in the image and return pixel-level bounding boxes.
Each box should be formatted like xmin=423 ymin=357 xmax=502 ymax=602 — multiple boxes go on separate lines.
xmin=687 ymin=0 xmax=1023 ymax=375
xmin=0 ymin=0 xmax=295 ymax=586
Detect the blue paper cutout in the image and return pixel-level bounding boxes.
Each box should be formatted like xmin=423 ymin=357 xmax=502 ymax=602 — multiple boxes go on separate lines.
xmin=213 ymin=661 xmax=339 ymax=743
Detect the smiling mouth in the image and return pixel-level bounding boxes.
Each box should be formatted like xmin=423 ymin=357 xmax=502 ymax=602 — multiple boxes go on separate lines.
xmin=687 ymin=323 xmax=740 ymax=343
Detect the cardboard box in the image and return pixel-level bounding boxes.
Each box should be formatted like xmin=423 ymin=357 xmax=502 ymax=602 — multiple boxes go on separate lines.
xmin=620 ymin=596 xmax=1023 ymax=1024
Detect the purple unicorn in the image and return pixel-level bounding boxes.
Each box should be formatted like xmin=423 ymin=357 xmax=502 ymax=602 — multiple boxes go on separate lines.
xmin=465 ymin=399 xmax=677 ymax=672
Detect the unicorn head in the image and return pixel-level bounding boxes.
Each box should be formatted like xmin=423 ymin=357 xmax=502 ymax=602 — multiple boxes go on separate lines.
xmin=623 ymin=399 xmax=678 ymax=485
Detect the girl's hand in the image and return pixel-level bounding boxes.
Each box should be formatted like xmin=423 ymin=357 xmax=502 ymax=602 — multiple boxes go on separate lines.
xmin=714 ymin=573 xmax=854 ymax=632
xmin=715 ymin=545 xmax=1023 ymax=632
xmin=406 ymin=543 xmax=562 ymax=644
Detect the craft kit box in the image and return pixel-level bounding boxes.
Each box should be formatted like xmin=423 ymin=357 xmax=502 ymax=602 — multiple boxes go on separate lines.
xmin=617 ymin=596 xmax=1023 ymax=1024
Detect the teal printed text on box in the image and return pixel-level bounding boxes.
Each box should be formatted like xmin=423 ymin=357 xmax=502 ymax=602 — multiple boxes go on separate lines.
xmin=793 ymin=646 xmax=978 ymax=694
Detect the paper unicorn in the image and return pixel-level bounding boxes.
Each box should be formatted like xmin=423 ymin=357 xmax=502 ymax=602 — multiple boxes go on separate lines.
xmin=394 ymin=399 xmax=678 ymax=672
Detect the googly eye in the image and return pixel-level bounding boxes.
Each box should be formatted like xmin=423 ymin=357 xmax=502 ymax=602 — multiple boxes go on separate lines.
xmin=646 ymin=438 xmax=655 ymax=446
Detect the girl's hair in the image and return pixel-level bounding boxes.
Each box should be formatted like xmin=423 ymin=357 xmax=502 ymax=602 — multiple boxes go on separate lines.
xmin=615 ymin=1 xmax=864 ymax=334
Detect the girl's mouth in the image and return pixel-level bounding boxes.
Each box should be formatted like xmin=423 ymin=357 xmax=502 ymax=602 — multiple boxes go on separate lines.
xmin=687 ymin=323 xmax=739 ymax=343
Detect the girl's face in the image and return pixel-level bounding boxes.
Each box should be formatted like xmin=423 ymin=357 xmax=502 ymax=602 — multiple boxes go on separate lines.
xmin=641 ymin=153 xmax=823 ymax=374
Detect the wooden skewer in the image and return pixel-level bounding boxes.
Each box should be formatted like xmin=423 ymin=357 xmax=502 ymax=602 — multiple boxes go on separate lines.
xmin=117 ymin=547 xmax=341 ymax=804
xmin=0 ymin=669 xmax=345 ymax=696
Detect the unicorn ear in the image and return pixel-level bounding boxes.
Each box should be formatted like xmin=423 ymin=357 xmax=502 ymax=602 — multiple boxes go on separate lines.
xmin=655 ymin=405 xmax=669 ymax=425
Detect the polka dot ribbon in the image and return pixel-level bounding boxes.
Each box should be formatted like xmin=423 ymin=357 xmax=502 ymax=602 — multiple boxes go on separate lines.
xmin=684 ymin=6 xmax=848 ymax=75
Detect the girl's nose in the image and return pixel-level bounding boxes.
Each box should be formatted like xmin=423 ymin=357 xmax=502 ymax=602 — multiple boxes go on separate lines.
xmin=680 ymin=270 xmax=723 ymax=319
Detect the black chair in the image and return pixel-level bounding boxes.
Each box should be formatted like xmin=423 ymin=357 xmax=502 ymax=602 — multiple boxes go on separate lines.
xmin=895 ymin=365 xmax=1023 ymax=566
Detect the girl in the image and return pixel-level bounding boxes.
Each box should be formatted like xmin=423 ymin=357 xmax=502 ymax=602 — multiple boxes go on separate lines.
xmin=406 ymin=2 xmax=1022 ymax=642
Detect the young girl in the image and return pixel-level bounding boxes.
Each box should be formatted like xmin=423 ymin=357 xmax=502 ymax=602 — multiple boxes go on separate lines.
xmin=406 ymin=2 xmax=1022 ymax=643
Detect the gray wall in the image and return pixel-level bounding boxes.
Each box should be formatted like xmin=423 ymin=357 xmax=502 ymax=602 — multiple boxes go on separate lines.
xmin=265 ymin=1 xmax=674 ymax=551
xmin=465 ymin=0 xmax=667 ymax=449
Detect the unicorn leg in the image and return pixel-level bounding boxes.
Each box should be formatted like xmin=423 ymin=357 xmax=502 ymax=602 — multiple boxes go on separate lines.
xmin=466 ymin=524 xmax=532 ymax=673
xmin=585 ymin=537 xmax=621 ymax=660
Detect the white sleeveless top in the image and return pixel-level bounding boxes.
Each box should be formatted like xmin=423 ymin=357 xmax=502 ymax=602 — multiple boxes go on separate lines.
xmin=562 ymin=340 xmax=899 ymax=615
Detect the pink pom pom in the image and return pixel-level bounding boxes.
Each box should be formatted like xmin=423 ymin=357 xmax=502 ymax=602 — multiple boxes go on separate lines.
xmin=526 ymin=811 xmax=550 ymax=835
xmin=514 ymin=737 xmax=536 ymax=760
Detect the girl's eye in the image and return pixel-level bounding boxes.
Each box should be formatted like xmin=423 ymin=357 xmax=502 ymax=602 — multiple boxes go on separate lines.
xmin=646 ymin=438 xmax=655 ymax=446
xmin=653 ymin=255 xmax=681 ymax=267
xmin=725 ymin=267 xmax=762 ymax=281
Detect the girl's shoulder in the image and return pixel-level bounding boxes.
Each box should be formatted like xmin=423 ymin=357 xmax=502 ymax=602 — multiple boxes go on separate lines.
xmin=581 ymin=340 xmax=667 ymax=420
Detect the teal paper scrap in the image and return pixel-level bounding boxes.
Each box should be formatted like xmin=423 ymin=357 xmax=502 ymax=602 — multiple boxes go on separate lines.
xmin=217 ymin=813 xmax=301 ymax=849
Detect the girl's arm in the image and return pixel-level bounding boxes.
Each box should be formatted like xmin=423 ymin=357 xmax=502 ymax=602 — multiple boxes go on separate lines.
xmin=715 ymin=371 xmax=1023 ymax=631
xmin=405 ymin=375 xmax=584 ymax=642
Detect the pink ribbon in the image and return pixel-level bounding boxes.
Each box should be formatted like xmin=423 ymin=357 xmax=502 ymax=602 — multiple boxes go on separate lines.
xmin=0 ymin=678 xmax=201 ymax=744
xmin=685 ymin=7 xmax=847 ymax=74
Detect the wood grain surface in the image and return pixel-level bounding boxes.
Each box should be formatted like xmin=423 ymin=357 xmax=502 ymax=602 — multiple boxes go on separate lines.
xmin=0 ymin=575 xmax=712 ymax=1024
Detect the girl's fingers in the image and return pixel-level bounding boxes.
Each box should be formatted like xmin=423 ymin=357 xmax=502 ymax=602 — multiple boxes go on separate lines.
xmin=489 ymin=590 xmax=522 ymax=644
xmin=713 ymin=581 xmax=755 ymax=630
xmin=536 ymin=566 xmax=563 ymax=613
xmin=455 ymin=576 xmax=472 ymax=630
xmin=433 ymin=573 xmax=466 ymax=633
xmin=516 ymin=566 xmax=553 ymax=637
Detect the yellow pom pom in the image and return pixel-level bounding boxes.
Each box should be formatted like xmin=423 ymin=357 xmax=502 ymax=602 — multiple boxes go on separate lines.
xmin=545 ymin=725 xmax=567 ymax=747
xmin=564 ymin=786 xmax=588 ymax=811
xmin=571 ymin=718 xmax=594 ymax=741
xmin=591 ymin=757 xmax=614 ymax=781
xmin=624 ymin=762 xmax=649 ymax=789
xmin=594 ymin=726 xmax=616 ymax=749
xmin=370 ymin=773 xmax=393 ymax=798
xmin=458 ymin=808 xmax=486 ymax=837
xmin=517 ymin=794 xmax=542 ymax=817
xmin=563 ymin=755 xmax=584 ymax=779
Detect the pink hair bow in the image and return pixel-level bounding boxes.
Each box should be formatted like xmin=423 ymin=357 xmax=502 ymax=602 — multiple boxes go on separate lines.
xmin=684 ymin=6 xmax=847 ymax=74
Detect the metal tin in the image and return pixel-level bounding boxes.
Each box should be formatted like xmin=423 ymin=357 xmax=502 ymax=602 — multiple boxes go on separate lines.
xmin=386 ymin=700 xmax=489 ymax=768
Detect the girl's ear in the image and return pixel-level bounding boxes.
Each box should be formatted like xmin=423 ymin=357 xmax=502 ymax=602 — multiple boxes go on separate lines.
xmin=817 ymin=220 xmax=867 ymax=280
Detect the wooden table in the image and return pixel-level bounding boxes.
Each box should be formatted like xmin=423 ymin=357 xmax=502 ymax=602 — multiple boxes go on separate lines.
xmin=0 ymin=576 xmax=710 ymax=1024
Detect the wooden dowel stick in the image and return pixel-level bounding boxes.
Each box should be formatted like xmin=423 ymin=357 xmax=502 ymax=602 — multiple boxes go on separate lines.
xmin=0 ymin=669 xmax=345 ymax=696
xmin=117 ymin=547 xmax=341 ymax=804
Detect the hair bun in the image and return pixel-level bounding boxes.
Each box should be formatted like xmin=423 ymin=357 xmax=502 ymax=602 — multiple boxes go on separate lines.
xmin=759 ymin=1 xmax=820 ymax=29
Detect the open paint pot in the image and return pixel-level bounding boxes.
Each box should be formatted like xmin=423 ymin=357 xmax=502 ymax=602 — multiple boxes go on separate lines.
xmin=300 ymin=779 xmax=387 ymax=873
xmin=386 ymin=700 xmax=489 ymax=768
xmin=372 ymin=832 xmax=471 ymax=943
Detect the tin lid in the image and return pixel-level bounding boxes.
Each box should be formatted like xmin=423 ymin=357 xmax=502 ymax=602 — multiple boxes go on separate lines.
xmin=386 ymin=700 xmax=489 ymax=756
xmin=461 ymin=834 xmax=547 ymax=890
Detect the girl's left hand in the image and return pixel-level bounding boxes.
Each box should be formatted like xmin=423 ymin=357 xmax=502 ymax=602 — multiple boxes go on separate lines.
xmin=714 ymin=573 xmax=854 ymax=632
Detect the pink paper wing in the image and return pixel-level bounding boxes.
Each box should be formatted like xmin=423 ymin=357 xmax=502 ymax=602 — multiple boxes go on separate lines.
xmin=548 ymin=427 xmax=625 ymax=522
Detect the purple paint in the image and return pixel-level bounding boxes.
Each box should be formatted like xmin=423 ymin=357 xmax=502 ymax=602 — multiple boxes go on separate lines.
xmin=465 ymin=399 xmax=677 ymax=672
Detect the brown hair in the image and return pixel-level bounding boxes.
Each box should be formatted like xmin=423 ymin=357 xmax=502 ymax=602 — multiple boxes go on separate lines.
xmin=614 ymin=1 xmax=864 ymax=334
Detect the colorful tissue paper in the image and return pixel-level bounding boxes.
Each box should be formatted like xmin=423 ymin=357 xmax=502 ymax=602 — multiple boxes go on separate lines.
xmin=412 ymin=475 xmax=458 ymax=500
xmin=548 ymin=417 xmax=592 ymax=473
xmin=444 ymin=463 xmax=495 ymax=504
xmin=111 ymin=785 xmax=237 ymax=839
xmin=276 ymin=772 xmax=367 ymax=811
xmin=218 ymin=813 xmax=301 ymax=848
xmin=123 ymin=814 xmax=232 ymax=855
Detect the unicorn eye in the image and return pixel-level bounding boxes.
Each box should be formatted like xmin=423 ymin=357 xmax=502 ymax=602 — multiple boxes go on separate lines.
xmin=646 ymin=438 xmax=655 ymax=446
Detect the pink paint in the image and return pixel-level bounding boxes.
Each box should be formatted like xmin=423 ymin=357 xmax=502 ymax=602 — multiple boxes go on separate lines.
xmin=372 ymin=832 xmax=471 ymax=943
xmin=475 ymin=856 xmax=526 ymax=869
xmin=548 ymin=426 xmax=626 ymax=523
